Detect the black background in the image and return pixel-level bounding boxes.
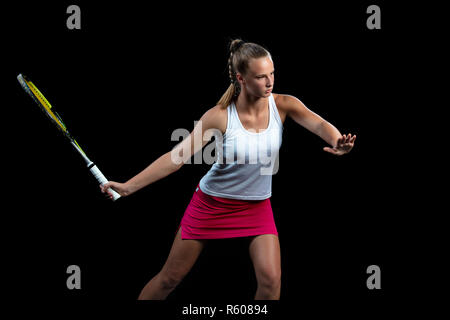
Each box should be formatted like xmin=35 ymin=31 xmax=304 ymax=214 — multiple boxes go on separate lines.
xmin=3 ymin=0 xmax=444 ymax=317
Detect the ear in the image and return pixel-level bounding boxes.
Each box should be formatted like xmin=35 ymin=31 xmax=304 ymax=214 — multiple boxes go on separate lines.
xmin=236 ymin=73 xmax=245 ymax=84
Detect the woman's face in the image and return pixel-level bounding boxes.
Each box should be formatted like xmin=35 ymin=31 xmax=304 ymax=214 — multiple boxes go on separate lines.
xmin=238 ymin=56 xmax=275 ymax=98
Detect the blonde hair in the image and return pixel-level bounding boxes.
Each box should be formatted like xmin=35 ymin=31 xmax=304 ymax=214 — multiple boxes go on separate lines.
xmin=217 ymin=39 xmax=271 ymax=109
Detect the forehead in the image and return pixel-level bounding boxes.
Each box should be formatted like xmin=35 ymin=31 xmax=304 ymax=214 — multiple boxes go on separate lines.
xmin=247 ymin=56 xmax=274 ymax=74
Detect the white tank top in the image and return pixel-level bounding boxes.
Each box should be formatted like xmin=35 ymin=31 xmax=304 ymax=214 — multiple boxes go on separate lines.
xmin=199 ymin=94 xmax=283 ymax=200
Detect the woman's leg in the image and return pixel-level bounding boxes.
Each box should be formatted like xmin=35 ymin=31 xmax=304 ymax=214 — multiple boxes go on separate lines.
xmin=248 ymin=234 xmax=281 ymax=300
xmin=138 ymin=226 xmax=207 ymax=300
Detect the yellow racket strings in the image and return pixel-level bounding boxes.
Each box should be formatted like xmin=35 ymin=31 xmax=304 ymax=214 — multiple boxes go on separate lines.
xmin=26 ymin=79 xmax=86 ymax=155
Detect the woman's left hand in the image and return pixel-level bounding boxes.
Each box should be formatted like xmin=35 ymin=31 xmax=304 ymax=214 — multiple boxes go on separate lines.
xmin=323 ymin=134 xmax=356 ymax=156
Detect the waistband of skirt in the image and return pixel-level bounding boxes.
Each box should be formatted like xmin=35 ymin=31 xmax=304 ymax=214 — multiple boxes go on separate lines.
xmin=195 ymin=183 xmax=268 ymax=205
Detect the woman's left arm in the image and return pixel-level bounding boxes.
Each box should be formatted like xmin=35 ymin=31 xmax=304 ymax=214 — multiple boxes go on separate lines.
xmin=280 ymin=94 xmax=356 ymax=156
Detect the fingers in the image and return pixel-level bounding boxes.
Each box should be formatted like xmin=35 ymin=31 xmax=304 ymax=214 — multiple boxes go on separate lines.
xmin=99 ymin=185 xmax=112 ymax=198
xmin=100 ymin=182 xmax=111 ymax=193
xmin=326 ymin=133 xmax=357 ymax=156
xmin=345 ymin=133 xmax=356 ymax=148
xmin=99 ymin=182 xmax=115 ymax=200
xmin=343 ymin=133 xmax=351 ymax=144
xmin=345 ymin=133 xmax=356 ymax=143
xmin=340 ymin=134 xmax=355 ymax=142
xmin=339 ymin=133 xmax=357 ymax=148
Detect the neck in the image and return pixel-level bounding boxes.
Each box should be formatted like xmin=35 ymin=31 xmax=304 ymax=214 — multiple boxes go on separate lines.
xmin=236 ymin=92 xmax=269 ymax=115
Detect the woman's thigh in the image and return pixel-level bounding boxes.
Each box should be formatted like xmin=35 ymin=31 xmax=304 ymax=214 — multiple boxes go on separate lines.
xmin=160 ymin=227 xmax=207 ymax=282
xmin=248 ymin=234 xmax=281 ymax=284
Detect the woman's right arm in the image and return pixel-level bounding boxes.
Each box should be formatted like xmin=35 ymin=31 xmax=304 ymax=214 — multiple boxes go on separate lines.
xmin=100 ymin=105 xmax=225 ymax=199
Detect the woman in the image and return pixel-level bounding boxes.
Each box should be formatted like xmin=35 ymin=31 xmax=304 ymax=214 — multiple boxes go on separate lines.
xmin=101 ymin=39 xmax=356 ymax=300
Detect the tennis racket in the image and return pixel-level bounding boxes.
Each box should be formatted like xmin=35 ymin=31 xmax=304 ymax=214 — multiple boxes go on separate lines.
xmin=17 ymin=74 xmax=121 ymax=201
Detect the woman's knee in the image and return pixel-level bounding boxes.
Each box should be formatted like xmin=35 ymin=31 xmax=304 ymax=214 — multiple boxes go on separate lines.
xmin=258 ymin=269 xmax=281 ymax=290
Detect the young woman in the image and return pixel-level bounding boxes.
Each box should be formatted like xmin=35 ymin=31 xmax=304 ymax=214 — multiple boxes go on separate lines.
xmin=101 ymin=39 xmax=356 ymax=300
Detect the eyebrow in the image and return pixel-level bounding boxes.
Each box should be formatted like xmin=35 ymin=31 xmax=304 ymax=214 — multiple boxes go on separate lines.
xmin=256 ymin=70 xmax=275 ymax=77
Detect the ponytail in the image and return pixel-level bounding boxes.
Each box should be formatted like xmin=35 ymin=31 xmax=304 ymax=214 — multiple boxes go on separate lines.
xmin=217 ymin=83 xmax=236 ymax=109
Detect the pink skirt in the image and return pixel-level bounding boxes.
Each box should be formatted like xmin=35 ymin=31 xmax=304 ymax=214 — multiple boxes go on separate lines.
xmin=177 ymin=183 xmax=278 ymax=240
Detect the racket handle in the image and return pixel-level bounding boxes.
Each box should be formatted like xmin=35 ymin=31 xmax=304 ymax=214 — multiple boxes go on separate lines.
xmin=89 ymin=165 xmax=121 ymax=201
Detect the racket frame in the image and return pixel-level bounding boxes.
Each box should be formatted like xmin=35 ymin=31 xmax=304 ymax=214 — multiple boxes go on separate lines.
xmin=17 ymin=74 xmax=121 ymax=201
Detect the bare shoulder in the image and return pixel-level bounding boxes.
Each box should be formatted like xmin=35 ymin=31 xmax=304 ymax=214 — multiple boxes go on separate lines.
xmin=273 ymin=93 xmax=298 ymax=124
xmin=200 ymin=104 xmax=228 ymax=135
xmin=273 ymin=93 xmax=301 ymax=110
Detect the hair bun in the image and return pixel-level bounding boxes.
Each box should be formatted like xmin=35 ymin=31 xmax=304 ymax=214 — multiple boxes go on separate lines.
xmin=230 ymin=39 xmax=245 ymax=53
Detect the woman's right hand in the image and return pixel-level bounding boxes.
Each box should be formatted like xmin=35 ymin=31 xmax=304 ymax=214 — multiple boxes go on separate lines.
xmin=100 ymin=181 xmax=132 ymax=200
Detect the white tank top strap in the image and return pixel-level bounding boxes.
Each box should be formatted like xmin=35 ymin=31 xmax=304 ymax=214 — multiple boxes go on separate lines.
xmin=269 ymin=94 xmax=283 ymax=129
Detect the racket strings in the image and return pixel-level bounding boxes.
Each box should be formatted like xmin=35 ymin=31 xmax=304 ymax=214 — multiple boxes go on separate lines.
xmin=27 ymin=80 xmax=67 ymax=132
xmin=19 ymin=75 xmax=88 ymax=157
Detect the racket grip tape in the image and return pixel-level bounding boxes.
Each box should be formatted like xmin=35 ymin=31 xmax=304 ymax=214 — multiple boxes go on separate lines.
xmin=89 ymin=165 xmax=121 ymax=201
